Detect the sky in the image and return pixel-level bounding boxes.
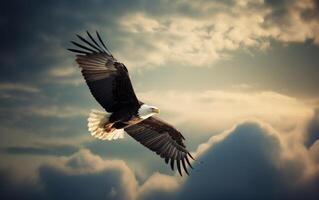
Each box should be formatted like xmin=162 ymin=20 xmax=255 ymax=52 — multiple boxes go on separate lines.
xmin=1 ymin=0 xmax=319 ymax=199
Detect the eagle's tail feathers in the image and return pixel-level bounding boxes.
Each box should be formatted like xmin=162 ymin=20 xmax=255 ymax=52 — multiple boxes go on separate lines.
xmin=87 ymin=109 xmax=125 ymax=140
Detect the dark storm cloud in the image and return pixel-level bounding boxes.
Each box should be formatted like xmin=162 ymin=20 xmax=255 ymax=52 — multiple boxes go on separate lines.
xmin=38 ymin=166 xmax=125 ymax=200
xmin=0 ymin=0 xmax=139 ymax=83
xmin=0 ymin=0 xmax=208 ymax=81
xmin=179 ymin=123 xmax=285 ymax=200
xmin=0 ymin=0 xmax=130 ymax=145
xmin=0 ymin=0 xmax=216 ymax=83
xmin=0 ymin=149 xmax=138 ymax=200
xmin=0 ymin=166 xmax=127 ymax=200
xmin=264 ymin=0 xmax=319 ymax=26
xmin=300 ymin=0 xmax=319 ymax=21
xmin=176 ymin=123 xmax=319 ymax=200
xmin=0 ymin=170 xmax=45 ymax=200
xmin=263 ymin=0 xmax=290 ymax=26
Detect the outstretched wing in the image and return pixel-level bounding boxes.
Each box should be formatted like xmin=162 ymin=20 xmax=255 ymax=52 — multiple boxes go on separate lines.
xmin=124 ymin=117 xmax=194 ymax=176
xmin=68 ymin=31 xmax=139 ymax=112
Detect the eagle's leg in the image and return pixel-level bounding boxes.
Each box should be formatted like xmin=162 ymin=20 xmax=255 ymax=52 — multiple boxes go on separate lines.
xmin=107 ymin=109 xmax=133 ymax=131
xmin=104 ymin=123 xmax=115 ymax=132
xmin=113 ymin=122 xmax=129 ymax=129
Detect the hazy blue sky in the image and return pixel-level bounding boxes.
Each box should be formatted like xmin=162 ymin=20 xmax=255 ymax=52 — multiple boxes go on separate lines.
xmin=1 ymin=0 xmax=319 ymax=199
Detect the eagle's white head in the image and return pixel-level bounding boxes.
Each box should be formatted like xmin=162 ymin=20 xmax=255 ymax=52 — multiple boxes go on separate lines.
xmin=138 ymin=104 xmax=160 ymax=119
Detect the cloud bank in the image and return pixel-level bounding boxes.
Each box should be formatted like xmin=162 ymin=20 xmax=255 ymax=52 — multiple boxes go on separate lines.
xmin=1 ymin=114 xmax=319 ymax=199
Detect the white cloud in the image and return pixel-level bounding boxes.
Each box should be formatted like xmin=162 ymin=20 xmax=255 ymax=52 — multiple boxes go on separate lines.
xmin=63 ymin=149 xmax=139 ymax=200
xmin=138 ymin=90 xmax=313 ymax=133
xmin=45 ymin=62 xmax=84 ymax=86
xmin=0 ymin=83 xmax=40 ymax=93
xmin=24 ymin=105 xmax=88 ymax=118
xmin=48 ymin=66 xmax=77 ymax=77
xmin=114 ymin=0 xmax=319 ymax=68
xmin=119 ymin=13 xmax=163 ymax=33
xmin=138 ymin=172 xmax=180 ymax=199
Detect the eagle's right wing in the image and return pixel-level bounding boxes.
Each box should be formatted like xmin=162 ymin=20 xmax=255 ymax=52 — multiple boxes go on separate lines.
xmin=68 ymin=31 xmax=139 ymax=112
xmin=125 ymin=116 xmax=194 ymax=176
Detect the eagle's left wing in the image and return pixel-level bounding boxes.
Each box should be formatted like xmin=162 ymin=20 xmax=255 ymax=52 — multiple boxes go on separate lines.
xmin=124 ymin=117 xmax=194 ymax=176
xmin=67 ymin=31 xmax=140 ymax=113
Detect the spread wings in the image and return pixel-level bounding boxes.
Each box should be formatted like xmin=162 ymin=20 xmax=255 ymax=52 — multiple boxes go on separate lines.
xmin=68 ymin=31 xmax=139 ymax=112
xmin=125 ymin=117 xmax=194 ymax=176
xmin=69 ymin=32 xmax=194 ymax=175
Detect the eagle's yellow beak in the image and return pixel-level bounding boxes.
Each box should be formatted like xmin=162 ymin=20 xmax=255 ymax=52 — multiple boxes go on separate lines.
xmin=152 ymin=107 xmax=160 ymax=114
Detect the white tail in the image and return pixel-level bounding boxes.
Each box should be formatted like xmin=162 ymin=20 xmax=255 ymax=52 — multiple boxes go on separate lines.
xmin=87 ymin=109 xmax=125 ymax=140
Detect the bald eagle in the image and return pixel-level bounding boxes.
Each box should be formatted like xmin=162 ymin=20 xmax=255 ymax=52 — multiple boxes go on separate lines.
xmin=68 ymin=31 xmax=193 ymax=176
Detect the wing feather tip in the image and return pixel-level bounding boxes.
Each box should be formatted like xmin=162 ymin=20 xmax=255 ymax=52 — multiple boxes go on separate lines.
xmin=185 ymin=155 xmax=193 ymax=169
xmin=170 ymin=159 xmax=175 ymax=171
xmin=188 ymin=152 xmax=195 ymax=160
xmin=181 ymin=159 xmax=189 ymax=175
xmin=176 ymin=160 xmax=182 ymax=176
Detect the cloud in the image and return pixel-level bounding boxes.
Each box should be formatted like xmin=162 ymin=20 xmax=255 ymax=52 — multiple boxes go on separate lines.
xmin=1 ymin=117 xmax=319 ymax=200
xmin=138 ymin=172 xmax=180 ymax=200
xmin=3 ymin=0 xmax=318 ymax=87
xmin=0 ymin=0 xmax=140 ymax=83
xmin=0 ymin=82 xmax=41 ymax=101
xmin=305 ymin=109 xmax=319 ymax=148
xmin=48 ymin=66 xmax=77 ymax=78
xmin=0 ymin=83 xmax=40 ymax=93
xmin=77 ymin=89 xmax=311 ymax=156
xmin=0 ymin=149 xmax=139 ymax=200
xmin=263 ymin=0 xmax=319 ymax=43
xmin=309 ymin=140 xmax=319 ymax=164
xmin=177 ymin=121 xmax=319 ymax=200
xmin=25 ymin=105 xmax=88 ymax=118
xmin=0 ymin=148 xmax=185 ymax=200
xmin=136 ymin=119 xmax=319 ymax=200
xmin=1 ymin=88 xmax=315 ymax=179
xmin=0 ymin=169 xmax=45 ymax=200
xmin=1 ymin=103 xmax=89 ymax=119
xmin=115 ymin=0 xmax=319 ymax=68
xmin=138 ymin=90 xmax=313 ymax=133
xmin=0 ymin=88 xmax=314 ymax=187
xmin=180 ymin=122 xmax=285 ymax=199
xmin=45 ymin=63 xmax=84 ymax=86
